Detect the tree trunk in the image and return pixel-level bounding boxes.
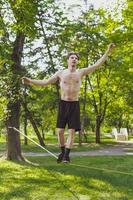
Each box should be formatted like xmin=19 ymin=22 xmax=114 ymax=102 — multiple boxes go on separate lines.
xmin=41 ymin=128 xmax=45 ymax=140
xmin=23 ymin=86 xmax=28 ymax=145
xmin=95 ymin=115 xmax=101 ymax=143
xmin=78 ymin=131 xmax=82 ymax=146
xmin=6 ymin=102 xmax=24 ymax=160
xmin=6 ymin=32 xmax=25 ymax=160
xmin=21 ymin=102 xmax=45 ymax=146
xmin=28 ymin=114 xmax=45 ymax=146
xmin=80 ymin=76 xmax=88 ymax=145
xmin=24 ymin=113 xmax=28 ymax=145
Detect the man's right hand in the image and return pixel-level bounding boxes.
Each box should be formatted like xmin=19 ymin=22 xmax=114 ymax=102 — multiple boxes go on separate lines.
xmin=21 ymin=77 xmax=31 ymax=85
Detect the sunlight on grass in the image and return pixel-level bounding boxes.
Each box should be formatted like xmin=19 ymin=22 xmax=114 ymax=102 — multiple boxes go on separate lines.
xmin=0 ymin=155 xmax=133 ymax=200
xmin=89 ymin=178 xmax=127 ymax=199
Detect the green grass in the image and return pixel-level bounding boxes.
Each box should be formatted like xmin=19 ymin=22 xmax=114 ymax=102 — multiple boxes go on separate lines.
xmin=0 ymin=156 xmax=133 ymax=200
xmin=0 ymin=136 xmax=7 ymax=153
xmin=0 ymin=133 xmax=116 ymax=154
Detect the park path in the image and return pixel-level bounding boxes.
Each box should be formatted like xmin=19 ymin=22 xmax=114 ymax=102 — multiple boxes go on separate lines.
xmin=22 ymin=141 xmax=133 ymax=157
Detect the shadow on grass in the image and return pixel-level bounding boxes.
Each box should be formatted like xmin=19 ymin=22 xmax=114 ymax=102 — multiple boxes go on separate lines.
xmin=0 ymin=159 xmax=78 ymax=200
xmin=0 ymin=155 xmax=133 ymax=200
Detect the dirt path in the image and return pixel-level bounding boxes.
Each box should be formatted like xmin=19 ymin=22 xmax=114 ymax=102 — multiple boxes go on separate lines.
xmin=22 ymin=142 xmax=133 ymax=157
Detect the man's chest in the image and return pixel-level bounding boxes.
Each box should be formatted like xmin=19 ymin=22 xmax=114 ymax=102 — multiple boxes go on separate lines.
xmin=60 ymin=72 xmax=81 ymax=85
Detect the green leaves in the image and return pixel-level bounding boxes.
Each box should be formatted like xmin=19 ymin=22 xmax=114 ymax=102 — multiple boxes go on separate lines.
xmin=0 ymin=0 xmax=132 ymax=136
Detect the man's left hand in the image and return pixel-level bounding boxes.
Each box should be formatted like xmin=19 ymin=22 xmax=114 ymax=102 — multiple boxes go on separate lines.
xmin=108 ymin=43 xmax=116 ymax=52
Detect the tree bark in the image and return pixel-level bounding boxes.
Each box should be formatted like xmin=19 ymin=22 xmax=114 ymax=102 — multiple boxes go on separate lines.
xmin=24 ymin=117 xmax=28 ymax=145
xmin=21 ymin=102 xmax=45 ymax=146
xmin=23 ymin=86 xmax=28 ymax=145
xmin=95 ymin=115 xmax=101 ymax=143
xmin=27 ymin=111 xmax=45 ymax=146
xmin=6 ymin=102 xmax=24 ymax=160
xmin=78 ymin=131 xmax=82 ymax=146
xmin=80 ymin=76 xmax=88 ymax=144
xmin=6 ymin=32 xmax=25 ymax=160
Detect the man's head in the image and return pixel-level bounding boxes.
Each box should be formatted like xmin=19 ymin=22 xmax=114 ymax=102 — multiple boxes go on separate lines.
xmin=67 ymin=52 xmax=79 ymax=68
xmin=67 ymin=52 xmax=80 ymax=60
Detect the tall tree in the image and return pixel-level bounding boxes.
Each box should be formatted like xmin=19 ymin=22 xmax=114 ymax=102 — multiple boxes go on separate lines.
xmin=0 ymin=0 xmax=38 ymax=160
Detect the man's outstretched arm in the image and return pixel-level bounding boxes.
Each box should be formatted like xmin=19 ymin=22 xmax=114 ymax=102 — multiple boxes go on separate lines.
xmin=81 ymin=43 xmax=115 ymax=76
xmin=21 ymin=71 xmax=60 ymax=86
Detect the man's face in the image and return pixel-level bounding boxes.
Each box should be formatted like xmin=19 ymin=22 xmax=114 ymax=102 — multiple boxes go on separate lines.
xmin=67 ymin=54 xmax=79 ymax=67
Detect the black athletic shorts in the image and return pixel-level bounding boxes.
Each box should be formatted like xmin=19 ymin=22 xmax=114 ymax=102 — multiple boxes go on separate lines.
xmin=56 ymin=100 xmax=81 ymax=131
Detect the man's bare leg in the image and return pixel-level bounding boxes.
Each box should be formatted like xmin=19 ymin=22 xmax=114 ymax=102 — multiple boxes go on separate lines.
xmin=57 ymin=128 xmax=65 ymax=163
xmin=58 ymin=128 xmax=65 ymax=147
xmin=66 ymin=129 xmax=75 ymax=148
xmin=63 ymin=129 xmax=75 ymax=163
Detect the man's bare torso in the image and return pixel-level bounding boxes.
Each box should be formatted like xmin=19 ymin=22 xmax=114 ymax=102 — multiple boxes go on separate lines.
xmin=22 ymin=43 xmax=114 ymax=102
xmin=58 ymin=69 xmax=82 ymax=101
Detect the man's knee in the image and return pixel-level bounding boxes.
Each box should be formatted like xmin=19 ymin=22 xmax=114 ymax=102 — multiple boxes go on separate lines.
xmin=68 ymin=129 xmax=75 ymax=135
xmin=58 ymin=128 xmax=64 ymax=135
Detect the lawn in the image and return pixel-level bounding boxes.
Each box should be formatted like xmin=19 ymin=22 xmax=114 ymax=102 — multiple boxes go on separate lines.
xmin=0 ymin=155 xmax=133 ymax=200
xmin=0 ymin=132 xmax=116 ymax=154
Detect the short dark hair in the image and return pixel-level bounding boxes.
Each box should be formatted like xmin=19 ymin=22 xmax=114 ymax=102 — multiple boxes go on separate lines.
xmin=67 ymin=52 xmax=80 ymax=60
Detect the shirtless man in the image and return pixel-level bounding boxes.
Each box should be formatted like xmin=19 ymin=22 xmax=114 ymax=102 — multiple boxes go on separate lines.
xmin=22 ymin=43 xmax=115 ymax=163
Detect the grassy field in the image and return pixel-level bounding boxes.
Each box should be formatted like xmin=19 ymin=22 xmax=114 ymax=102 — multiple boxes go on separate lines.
xmin=0 ymin=155 xmax=133 ymax=200
xmin=0 ymin=132 xmax=133 ymax=200
xmin=0 ymin=132 xmax=117 ymax=154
